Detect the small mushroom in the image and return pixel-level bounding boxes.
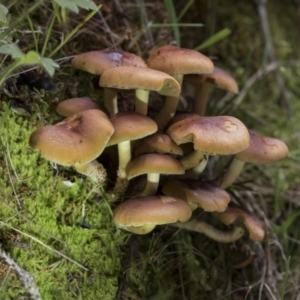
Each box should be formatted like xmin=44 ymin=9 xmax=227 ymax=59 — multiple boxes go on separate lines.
xmin=113 ymin=195 xmax=192 ymax=234
xmin=162 ymin=179 xmax=230 ymax=212
xmin=29 ymin=109 xmax=114 ymax=184
xmin=221 ymin=130 xmax=289 ymax=189
xmin=126 ymin=153 xmax=185 ymax=196
xmin=134 ymin=133 xmax=183 ymax=157
xmin=106 ymin=112 xmax=158 ymax=201
xmin=167 ymin=113 xmax=250 ymax=171
xmin=147 ymin=45 xmax=214 ymax=131
xmin=72 ymin=50 xmax=147 ymax=116
xmin=56 ymin=97 xmax=104 ymax=117
xmin=214 ymin=203 xmax=265 ymax=242
xmin=184 ymin=66 xmax=239 ymax=116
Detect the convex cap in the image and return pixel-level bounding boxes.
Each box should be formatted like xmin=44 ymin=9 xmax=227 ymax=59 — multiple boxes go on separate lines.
xmin=72 ymin=50 xmax=147 ymax=74
xmin=29 ymin=109 xmax=114 ymax=166
xmin=147 ymin=45 xmax=214 ymax=76
xmin=56 ymin=97 xmax=104 ymax=117
xmin=215 ymin=203 xmax=265 ymax=241
xmin=107 ymin=112 xmax=158 ymax=146
xmin=167 ymin=114 xmax=250 ymax=155
xmin=113 ymin=195 xmax=192 ymax=234
xmin=185 ymin=66 xmax=239 ymax=94
xmin=126 ymin=153 xmax=185 ymax=179
xmin=99 ymin=66 xmax=181 ymax=97
xmin=134 ymin=133 xmax=183 ymax=156
xmin=163 ymin=179 xmax=230 ymax=212
xmin=236 ymin=130 xmax=289 ymax=163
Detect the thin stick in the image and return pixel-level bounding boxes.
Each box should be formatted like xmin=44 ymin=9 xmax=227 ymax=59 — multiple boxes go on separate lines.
xmin=0 ymin=246 xmax=41 ymax=300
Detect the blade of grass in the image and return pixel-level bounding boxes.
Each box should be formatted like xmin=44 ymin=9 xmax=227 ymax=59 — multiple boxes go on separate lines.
xmin=53 ymin=3 xmax=63 ymax=24
xmin=274 ymin=171 xmax=282 ymax=217
xmin=163 ymin=0 xmax=180 ymax=46
xmin=41 ymin=11 xmax=56 ymax=56
xmin=48 ymin=4 xmax=102 ymax=58
xmin=0 ymin=0 xmax=44 ymax=40
xmin=177 ymin=0 xmax=194 ymax=22
xmin=280 ymin=210 xmax=300 ymax=233
xmin=26 ymin=16 xmax=38 ymax=52
xmin=280 ymin=256 xmax=290 ymax=300
xmin=194 ymin=28 xmax=231 ymax=51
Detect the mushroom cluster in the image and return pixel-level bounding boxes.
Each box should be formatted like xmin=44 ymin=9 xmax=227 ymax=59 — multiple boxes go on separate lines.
xmin=29 ymin=46 xmax=289 ymax=244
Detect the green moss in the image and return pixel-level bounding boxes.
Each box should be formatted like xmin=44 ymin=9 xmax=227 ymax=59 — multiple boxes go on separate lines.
xmin=0 ymin=102 xmax=122 ymax=299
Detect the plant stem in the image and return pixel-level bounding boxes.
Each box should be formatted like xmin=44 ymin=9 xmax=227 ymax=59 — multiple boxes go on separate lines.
xmin=41 ymin=11 xmax=56 ymax=56
xmin=0 ymin=60 xmax=21 ymax=86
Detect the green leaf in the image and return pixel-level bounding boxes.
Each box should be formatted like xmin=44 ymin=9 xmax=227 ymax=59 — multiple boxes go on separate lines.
xmin=54 ymin=0 xmax=78 ymax=13
xmin=40 ymin=57 xmax=60 ymax=76
xmin=18 ymin=51 xmax=59 ymax=76
xmin=0 ymin=44 xmax=24 ymax=59
xmin=194 ymin=28 xmax=232 ymax=51
xmin=53 ymin=0 xmax=97 ymax=13
xmin=18 ymin=51 xmax=43 ymax=64
xmin=177 ymin=0 xmax=194 ymax=22
xmin=73 ymin=0 xmax=97 ymax=10
xmin=0 ymin=4 xmax=8 ymax=23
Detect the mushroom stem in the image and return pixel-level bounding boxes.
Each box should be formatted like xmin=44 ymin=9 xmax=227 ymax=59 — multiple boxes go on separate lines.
xmin=106 ymin=140 xmax=131 ymax=202
xmin=184 ymin=155 xmax=209 ymax=179
xmin=135 ymin=89 xmax=150 ymax=115
xmin=117 ymin=141 xmax=132 ymax=178
xmin=180 ymin=150 xmax=205 ymax=170
xmin=191 ymin=154 xmax=208 ymax=173
xmin=103 ymin=88 xmax=118 ymax=117
xmin=220 ymin=157 xmax=245 ymax=189
xmin=172 ymin=219 xmax=245 ymax=243
xmin=193 ymin=82 xmax=212 ymax=116
xmin=215 ymin=204 xmax=265 ymax=241
xmin=154 ymin=74 xmax=183 ymax=131
xmin=74 ymin=160 xmax=107 ymax=185
xmin=140 ymin=173 xmax=160 ymax=196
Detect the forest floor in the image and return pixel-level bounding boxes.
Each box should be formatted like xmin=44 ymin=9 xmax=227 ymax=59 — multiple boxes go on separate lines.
xmin=0 ymin=1 xmax=300 ymax=299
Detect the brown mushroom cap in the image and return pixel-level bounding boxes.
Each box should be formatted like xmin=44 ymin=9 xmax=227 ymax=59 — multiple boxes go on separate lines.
xmin=220 ymin=130 xmax=289 ymax=189
xmin=126 ymin=153 xmax=185 ymax=179
xmin=113 ymin=195 xmax=192 ymax=233
xmin=29 ymin=109 xmax=114 ymax=166
xmin=71 ymin=50 xmax=147 ymax=75
xmin=134 ymin=133 xmax=183 ymax=156
xmin=56 ymin=97 xmax=105 ymax=117
xmin=167 ymin=114 xmax=250 ymax=155
xmin=107 ymin=112 xmax=158 ymax=146
xmin=147 ymin=45 xmax=214 ymax=76
xmin=215 ymin=203 xmax=265 ymax=241
xmin=99 ymin=66 xmax=181 ymax=97
xmin=236 ymin=130 xmax=289 ymax=164
xmin=162 ymin=179 xmax=230 ymax=212
xmin=184 ymin=66 xmax=239 ymax=94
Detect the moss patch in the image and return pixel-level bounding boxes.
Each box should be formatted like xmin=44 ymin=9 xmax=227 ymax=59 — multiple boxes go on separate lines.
xmin=0 ymin=102 xmax=123 ymax=299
